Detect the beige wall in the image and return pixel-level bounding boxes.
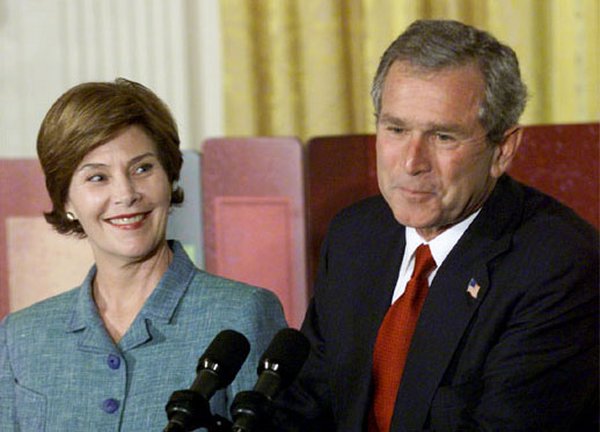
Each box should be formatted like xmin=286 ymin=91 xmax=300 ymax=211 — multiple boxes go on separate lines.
xmin=6 ymin=217 xmax=93 ymax=312
xmin=0 ymin=0 xmax=224 ymax=158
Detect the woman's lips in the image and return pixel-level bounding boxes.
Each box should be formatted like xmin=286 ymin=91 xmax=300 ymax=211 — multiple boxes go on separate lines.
xmin=106 ymin=212 xmax=150 ymax=228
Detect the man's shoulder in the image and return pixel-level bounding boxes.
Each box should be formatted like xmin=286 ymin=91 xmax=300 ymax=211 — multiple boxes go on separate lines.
xmin=319 ymin=195 xmax=403 ymax=256
xmin=332 ymin=194 xmax=396 ymax=228
xmin=515 ymin=180 xmax=598 ymax=245
xmin=482 ymin=176 xmax=598 ymax=266
xmin=480 ymin=176 xmax=597 ymax=240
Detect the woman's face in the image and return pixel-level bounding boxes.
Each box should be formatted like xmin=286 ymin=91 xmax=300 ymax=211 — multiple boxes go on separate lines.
xmin=65 ymin=125 xmax=172 ymax=266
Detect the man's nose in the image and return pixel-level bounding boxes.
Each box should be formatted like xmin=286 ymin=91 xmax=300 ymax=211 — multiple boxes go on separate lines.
xmin=403 ymin=134 xmax=431 ymax=175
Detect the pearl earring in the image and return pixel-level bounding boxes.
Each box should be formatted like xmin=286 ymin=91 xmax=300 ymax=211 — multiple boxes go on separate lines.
xmin=66 ymin=212 xmax=76 ymax=221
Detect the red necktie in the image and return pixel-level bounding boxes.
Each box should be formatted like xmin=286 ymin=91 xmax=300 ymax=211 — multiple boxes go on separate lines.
xmin=368 ymin=244 xmax=437 ymax=432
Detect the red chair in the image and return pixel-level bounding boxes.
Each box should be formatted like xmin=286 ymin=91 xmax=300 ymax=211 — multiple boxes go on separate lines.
xmin=202 ymin=137 xmax=308 ymax=328
xmin=509 ymin=123 xmax=599 ymax=228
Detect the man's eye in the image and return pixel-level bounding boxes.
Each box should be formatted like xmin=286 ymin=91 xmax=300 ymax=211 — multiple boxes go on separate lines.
xmin=434 ymin=133 xmax=456 ymax=142
xmin=387 ymin=126 xmax=405 ymax=134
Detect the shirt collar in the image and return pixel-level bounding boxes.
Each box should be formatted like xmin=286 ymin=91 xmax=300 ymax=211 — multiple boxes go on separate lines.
xmin=405 ymin=209 xmax=481 ymax=268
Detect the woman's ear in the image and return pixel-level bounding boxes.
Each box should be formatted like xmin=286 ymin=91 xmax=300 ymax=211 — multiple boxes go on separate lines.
xmin=490 ymin=126 xmax=523 ymax=178
xmin=64 ymin=200 xmax=77 ymax=221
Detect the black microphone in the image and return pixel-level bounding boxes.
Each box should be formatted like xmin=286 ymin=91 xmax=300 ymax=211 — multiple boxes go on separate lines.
xmin=164 ymin=329 xmax=251 ymax=432
xmin=230 ymin=328 xmax=310 ymax=432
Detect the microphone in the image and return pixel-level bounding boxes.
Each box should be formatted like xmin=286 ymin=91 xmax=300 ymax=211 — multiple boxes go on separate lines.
xmin=230 ymin=328 xmax=310 ymax=432
xmin=164 ymin=329 xmax=251 ymax=432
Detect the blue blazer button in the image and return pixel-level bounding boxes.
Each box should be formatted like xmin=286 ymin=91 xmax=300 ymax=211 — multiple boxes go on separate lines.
xmin=107 ymin=354 xmax=121 ymax=370
xmin=102 ymin=398 xmax=120 ymax=414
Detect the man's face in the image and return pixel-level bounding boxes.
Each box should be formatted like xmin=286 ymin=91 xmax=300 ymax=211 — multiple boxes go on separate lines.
xmin=376 ymin=61 xmax=516 ymax=240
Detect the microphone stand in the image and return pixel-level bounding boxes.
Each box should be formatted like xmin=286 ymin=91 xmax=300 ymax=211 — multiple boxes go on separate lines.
xmin=164 ymin=389 xmax=233 ymax=432
xmin=209 ymin=415 xmax=233 ymax=432
xmin=230 ymin=390 xmax=272 ymax=432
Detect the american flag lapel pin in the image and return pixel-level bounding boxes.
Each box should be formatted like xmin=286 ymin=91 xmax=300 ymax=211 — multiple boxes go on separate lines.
xmin=467 ymin=278 xmax=481 ymax=299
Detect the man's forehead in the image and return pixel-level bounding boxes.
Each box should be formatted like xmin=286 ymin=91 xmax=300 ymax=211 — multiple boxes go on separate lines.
xmin=387 ymin=59 xmax=484 ymax=82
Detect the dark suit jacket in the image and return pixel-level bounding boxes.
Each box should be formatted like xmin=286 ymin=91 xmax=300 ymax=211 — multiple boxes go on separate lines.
xmin=274 ymin=176 xmax=598 ymax=431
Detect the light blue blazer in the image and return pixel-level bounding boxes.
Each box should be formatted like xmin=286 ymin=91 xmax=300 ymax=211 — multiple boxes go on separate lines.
xmin=0 ymin=241 xmax=288 ymax=431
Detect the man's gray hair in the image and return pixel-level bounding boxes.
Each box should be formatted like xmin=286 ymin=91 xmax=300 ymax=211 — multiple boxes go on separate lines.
xmin=371 ymin=20 xmax=528 ymax=144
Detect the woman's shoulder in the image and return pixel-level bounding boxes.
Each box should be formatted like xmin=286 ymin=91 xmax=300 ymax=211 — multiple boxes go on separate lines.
xmin=181 ymin=269 xmax=287 ymax=325
xmin=188 ymin=270 xmax=279 ymax=302
xmin=2 ymin=287 xmax=79 ymax=332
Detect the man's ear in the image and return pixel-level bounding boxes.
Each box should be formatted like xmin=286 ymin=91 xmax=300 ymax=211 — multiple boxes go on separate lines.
xmin=490 ymin=126 xmax=523 ymax=178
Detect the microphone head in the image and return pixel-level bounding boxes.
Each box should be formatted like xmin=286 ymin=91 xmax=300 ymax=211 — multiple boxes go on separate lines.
xmin=258 ymin=328 xmax=310 ymax=389
xmin=197 ymin=329 xmax=251 ymax=387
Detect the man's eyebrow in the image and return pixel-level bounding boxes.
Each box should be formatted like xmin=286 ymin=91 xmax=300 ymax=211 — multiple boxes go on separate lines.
xmin=428 ymin=123 xmax=464 ymax=133
xmin=379 ymin=114 xmax=463 ymax=133
xmin=378 ymin=114 xmax=407 ymax=125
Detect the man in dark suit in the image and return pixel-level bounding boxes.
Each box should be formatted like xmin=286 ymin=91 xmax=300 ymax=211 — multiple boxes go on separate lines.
xmin=272 ymin=20 xmax=598 ymax=431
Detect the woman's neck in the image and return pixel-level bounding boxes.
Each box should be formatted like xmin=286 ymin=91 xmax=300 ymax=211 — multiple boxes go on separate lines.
xmin=92 ymin=241 xmax=173 ymax=342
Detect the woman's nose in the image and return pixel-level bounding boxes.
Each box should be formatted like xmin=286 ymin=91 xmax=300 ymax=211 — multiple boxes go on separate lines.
xmin=113 ymin=177 xmax=141 ymax=206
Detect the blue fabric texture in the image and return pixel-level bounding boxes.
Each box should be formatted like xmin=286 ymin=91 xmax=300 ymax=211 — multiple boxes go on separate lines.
xmin=0 ymin=240 xmax=287 ymax=431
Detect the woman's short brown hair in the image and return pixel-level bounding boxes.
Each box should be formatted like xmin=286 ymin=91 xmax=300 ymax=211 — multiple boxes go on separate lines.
xmin=37 ymin=78 xmax=184 ymax=236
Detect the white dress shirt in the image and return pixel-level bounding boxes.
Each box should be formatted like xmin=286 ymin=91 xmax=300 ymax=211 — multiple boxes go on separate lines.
xmin=391 ymin=210 xmax=481 ymax=304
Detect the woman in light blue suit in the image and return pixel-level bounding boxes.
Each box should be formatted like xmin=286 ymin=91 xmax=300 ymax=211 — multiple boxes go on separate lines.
xmin=0 ymin=79 xmax=287 ymax=431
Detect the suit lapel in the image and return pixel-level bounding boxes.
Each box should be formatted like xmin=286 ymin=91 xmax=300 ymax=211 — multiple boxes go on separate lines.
xmin=391 ymin=176 xmax=524 ymax=430
xmin=337 ymin=199 xmax=407 ymax=426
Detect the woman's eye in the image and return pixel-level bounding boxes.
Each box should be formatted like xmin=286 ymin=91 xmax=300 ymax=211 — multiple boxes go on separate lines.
xmin=135 ymin=163 xmax=153 ymax=174
xmin=87 ymin=174 xmax=105 ymax=182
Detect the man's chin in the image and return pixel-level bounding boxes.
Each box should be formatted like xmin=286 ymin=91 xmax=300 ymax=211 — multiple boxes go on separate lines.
xmin=391 ymin=208 xmax=436 ymax=228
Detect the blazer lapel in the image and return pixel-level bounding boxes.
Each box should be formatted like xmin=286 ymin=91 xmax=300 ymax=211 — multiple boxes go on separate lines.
xmin=391 ymin=176 xmax=524 ymax=430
